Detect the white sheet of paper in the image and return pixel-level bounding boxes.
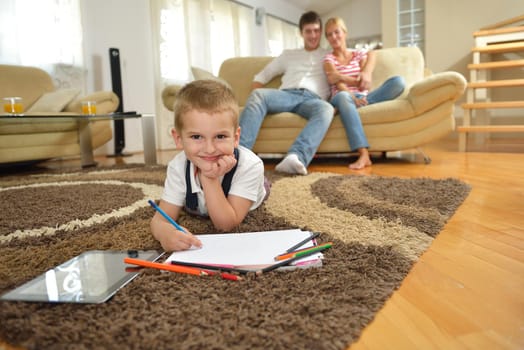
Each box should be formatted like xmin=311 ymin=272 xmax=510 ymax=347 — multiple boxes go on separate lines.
xmin=165 ymin=229 xmax=321 ymax=267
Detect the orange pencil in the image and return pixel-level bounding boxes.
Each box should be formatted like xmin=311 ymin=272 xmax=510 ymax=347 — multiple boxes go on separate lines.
xmin=124 ymin=258 xmax=242 ymax=281
xmin=124 ymin=257 xmax=208 ymax=276
xmin=274 ymin=242 xmax=333 ymax=261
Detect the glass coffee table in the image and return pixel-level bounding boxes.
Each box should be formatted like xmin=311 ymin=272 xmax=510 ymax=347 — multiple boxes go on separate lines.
xmin=0 ymin=112 xmax=157 ymax=167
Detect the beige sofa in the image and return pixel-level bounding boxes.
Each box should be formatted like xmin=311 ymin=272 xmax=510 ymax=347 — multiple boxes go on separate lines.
xmin=162 ymin=47 xmax=467 ymax=162
xmin=0 ymin=64 xmax=119 ymax=165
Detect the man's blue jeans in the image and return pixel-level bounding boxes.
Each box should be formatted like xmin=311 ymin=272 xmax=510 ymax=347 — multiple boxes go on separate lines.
xmin=330 ymin=76 xmax=405 ymax=151
xmin=239 ymin=88 xmax=334 ymax=167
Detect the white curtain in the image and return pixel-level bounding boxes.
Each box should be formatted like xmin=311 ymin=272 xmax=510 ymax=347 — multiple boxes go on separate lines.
xmin=266 ymin=15 xmax=301 ymax=57
xmin=0 ymin=0 xmax=85 ymax=89
xmin=151 ymin=0 xmax=254 ymax=85
xmin=150 ymin=0 xmax=255 ymax=149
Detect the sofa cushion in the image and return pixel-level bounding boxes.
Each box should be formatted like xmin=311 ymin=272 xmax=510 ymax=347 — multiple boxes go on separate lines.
xmin=0 ymin=64 xmax=55 ymax=106
xmin=27 ymin=88 xmax=81 ymax=113
xmin=191 ymin=66 xmax=231 ymax=88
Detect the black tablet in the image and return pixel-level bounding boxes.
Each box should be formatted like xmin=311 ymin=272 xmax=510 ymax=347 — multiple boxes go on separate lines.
xmin=0 ymin=250 xmax=163 ymax=304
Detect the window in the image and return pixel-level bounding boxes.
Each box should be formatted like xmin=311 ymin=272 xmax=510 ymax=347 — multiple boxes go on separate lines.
xmin=153 ymin=0 xmax=254 ymax=83
xmin=398 ymin=0 xmax=425 ymax=54
xmin=266 ymin=15 xmax=301 ymax=56
xmin=0 ymin=0 xmax=84 ymax=89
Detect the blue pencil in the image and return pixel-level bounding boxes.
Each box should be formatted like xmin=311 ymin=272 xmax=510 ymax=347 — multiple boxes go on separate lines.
xmin=148 ymin=199 xmax=186 ymax=233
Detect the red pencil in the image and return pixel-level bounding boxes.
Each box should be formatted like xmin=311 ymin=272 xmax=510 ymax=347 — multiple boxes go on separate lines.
xmin=215 ymin=272 xmax=243 ymax=281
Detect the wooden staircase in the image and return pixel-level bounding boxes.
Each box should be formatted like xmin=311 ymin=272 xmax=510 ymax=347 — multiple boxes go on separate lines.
xmin=458 ymin=15 xmax=524 ymax=151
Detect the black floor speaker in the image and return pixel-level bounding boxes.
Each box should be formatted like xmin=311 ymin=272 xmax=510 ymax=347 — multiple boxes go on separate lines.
xmin=108 ymin=47 xmax=129 ymax=157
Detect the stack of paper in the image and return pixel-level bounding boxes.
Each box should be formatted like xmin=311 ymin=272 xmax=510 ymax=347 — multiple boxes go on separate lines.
xmin=165 ymin=229 xmax=323 ymax=272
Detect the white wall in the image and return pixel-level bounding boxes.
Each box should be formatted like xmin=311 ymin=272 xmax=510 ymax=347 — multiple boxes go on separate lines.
xmin=81 ymin=0 xmax=156 ymax=154
xmin=323 ymin=0 xmax=381 ymax=40
xmin=235 ymin=0 xmax=304 ymax=55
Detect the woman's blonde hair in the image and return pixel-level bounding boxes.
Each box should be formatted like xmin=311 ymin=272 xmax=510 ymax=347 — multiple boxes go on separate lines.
xmin=325 ymin=17 xmax=348 ymax=36
xmin=173 ymin=79 xmax=239 ymax=132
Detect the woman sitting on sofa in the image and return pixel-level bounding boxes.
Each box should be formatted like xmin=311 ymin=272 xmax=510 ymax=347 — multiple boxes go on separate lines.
xmin=323 ymin=17 xmax=405 ymax=170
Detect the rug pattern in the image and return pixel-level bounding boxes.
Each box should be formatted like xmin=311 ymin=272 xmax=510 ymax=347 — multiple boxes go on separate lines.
xmin=0 ymin=166 xmax=470 ymax=350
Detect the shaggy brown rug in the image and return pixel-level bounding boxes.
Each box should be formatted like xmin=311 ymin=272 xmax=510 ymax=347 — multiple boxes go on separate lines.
xmin=0 ymin=165 xmax=470 ymax=350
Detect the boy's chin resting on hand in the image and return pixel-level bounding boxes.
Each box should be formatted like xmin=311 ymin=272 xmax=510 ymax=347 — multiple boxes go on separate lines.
xmin=198 ymin=154 xmax=237 ymax=179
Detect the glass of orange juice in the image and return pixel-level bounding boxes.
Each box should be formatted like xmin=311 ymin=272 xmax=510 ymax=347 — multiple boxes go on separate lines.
xmin=81 ymin=101 xmax=97 ymax=115
xmin=3 ymin=97 xmax=24 ymax=115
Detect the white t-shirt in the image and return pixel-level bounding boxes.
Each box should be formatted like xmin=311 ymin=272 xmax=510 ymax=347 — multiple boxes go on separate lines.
xmin=162 ymin=145 xmax=266 ymax=216
xmin=254 ymin=47 xmax=331 ymax=100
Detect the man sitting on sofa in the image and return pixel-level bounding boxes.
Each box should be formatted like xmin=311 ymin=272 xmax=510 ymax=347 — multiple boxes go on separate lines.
xmin=239 ymin=11 xmax=334 ymax=175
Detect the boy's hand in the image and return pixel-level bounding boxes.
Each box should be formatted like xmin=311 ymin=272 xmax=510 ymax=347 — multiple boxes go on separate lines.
xmin=199 ymin=154 xmax=237 ymax=179
xmin=159 ymin=225 xmax=202 ymax=252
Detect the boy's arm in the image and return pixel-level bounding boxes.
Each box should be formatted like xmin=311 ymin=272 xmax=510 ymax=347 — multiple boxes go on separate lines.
xmin=199 ymin=176 xmax=253 ymax=231
xmin=150 ymin=200 xmax=202 ymax=251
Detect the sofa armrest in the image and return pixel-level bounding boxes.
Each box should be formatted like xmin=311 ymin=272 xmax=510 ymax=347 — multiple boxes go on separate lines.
xmin=162 ymin=84 xmax=183 ymax=112
xmin=407 ymin=71 xmax=467 ymax=114
xmin=64 ymin=91 xmax=120 ymax=114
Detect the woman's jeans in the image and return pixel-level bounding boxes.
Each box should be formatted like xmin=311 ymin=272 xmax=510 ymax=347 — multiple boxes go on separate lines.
xmin=330 ymin=76 xmax=405 ymax=151
xmin=239 ymin=88 xmax=334 ymax=167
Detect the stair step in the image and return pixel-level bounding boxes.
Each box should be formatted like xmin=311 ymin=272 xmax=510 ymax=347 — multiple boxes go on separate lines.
xmin=468 ymin=79 xmax=524 ymax=88
xmin=462 ymin=101 xmax=524 ymax=109
xmin=472 ymin=41 xmax=524 ymax=54
xmin=457 ymin=125 xmax=524 ymax=133
xmin=468 ymin=59 xmax=524 ymax=70
xmin=474 ymin=25 xmax=524 ymax=38
xmin=479 ymin=14 xmax=524 ymax=31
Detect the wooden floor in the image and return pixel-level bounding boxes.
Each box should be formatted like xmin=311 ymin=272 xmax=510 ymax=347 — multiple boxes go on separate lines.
xmin=28 ymin=138 xmax=524 ymax=350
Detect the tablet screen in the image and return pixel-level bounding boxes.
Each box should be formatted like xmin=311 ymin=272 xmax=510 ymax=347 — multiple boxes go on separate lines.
xmin=0 ymin=250 xmax=162 ymax=304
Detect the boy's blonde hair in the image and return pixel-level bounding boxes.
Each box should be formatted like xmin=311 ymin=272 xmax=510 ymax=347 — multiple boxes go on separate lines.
xmin=173 ymin=79 xmax=239 ymax=132
xmin=325 ymin=17 xmax=348 ymax=36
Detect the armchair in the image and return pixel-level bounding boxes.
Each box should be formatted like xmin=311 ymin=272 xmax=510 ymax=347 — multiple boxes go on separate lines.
xmin=0 ymin=64 xmax=119 ymax=164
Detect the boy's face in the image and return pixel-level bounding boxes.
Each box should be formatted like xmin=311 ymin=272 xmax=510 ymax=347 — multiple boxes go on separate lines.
xmin=172 ymin=109 xmax=240 ymax=170
xmin=301 ymin=22 xmax=322 ymax=51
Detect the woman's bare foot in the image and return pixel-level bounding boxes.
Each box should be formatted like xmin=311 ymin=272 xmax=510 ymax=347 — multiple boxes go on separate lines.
xmin=349 ymin=149 xmax=372 ymax=170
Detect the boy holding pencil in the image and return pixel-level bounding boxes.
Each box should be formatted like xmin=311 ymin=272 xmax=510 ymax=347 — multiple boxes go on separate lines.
xmin=151 ymin=80 xmax=268 ymax=251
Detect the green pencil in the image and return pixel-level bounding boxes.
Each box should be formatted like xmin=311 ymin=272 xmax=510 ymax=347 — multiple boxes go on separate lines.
xmin=258 ymin=243 xmax=333 ymax=275
xmin=274 ymin=242 xmax=333 ymax=261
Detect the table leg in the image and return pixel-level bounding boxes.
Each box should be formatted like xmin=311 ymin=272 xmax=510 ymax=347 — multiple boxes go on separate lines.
xmin=141 ymin=114 xmax=157 ymax=165
xmin=78 ymin=119 xmax=97 ymax=167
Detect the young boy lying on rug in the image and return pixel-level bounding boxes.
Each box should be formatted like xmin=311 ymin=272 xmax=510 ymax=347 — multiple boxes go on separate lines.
xmin=151 ymin=80 xmax=268 ymax=251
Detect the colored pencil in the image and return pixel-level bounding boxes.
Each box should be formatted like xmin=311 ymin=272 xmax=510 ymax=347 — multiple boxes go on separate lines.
xmin=214 ymin=271 xmax=243 ymax=281
xmin=124 ymin=258 xmax=242 ymax=281
xmin=124 ymin=257 xmax=208 ymax=276
xmin=274 ymin=242 xmax=333 ymax=261
xmin=285 ymin=232 xmax=320 ymax=253
xmin=257 ymin=245 xmax=330 ymax=275
xmin=148 ymin=199 xmax=185 ymax=233
xmin=170 ymin=260 xmax=251 ymax=275
xmin=169 ymin=262 xmax=243 ymax=281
